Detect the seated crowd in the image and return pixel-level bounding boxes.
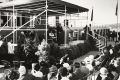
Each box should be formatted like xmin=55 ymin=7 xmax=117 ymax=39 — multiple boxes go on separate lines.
xmin=0 ymin=32 xmax=120 ymax=80
xmin=0 ymin=42 xmax=120 ymax=80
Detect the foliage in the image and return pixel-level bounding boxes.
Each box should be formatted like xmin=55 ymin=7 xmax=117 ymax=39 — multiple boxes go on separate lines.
xmin=51 ymin=39 xmax=97 ymax=60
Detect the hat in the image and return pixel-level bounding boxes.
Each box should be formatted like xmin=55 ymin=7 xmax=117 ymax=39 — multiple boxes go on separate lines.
xmin=49 ymin=65 xmax=58 ymax=72
xmin=18 ymin=65 xmax=26 ymax=75
xmin=63 ymin=63 xmax=71 ymax=70
xmin=89 ymin=55 xmax=94 ymax=60
xmin=100 ymin=67 xmax=108 ymax=75
xmin=109 ymin=49 xmax=113 ymax=54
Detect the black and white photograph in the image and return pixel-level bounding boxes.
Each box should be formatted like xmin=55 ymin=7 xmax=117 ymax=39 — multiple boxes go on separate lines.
xmin=0 ymin=0 xmax=119 ymax=80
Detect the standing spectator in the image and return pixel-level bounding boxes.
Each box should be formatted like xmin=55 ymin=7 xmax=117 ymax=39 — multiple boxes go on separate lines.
xmin=96 ymin=67 xmax=113 ymax=80
xmin=7 ymin=39 xmax=14 ymax=54
xmin=59 ymin=67 xmax=69 ymax=80
xmin=31 ymin=63 xmax=43 ymax=79
xmin=47 ymin=65 xmax=58 ymax=80
xmin=18 ymin=65 xmax=27 ymax=80
xmin=71 ymin=62 xmax=89 ymax=80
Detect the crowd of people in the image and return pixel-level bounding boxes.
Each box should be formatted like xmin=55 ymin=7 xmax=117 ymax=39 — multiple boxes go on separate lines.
xmin=0 ymin=35 xmax=119 ymax=80
xmin=94 ymin=29 xmax=119 ymax=42
xmin=0 ymin=26 xmax=120 ymax=80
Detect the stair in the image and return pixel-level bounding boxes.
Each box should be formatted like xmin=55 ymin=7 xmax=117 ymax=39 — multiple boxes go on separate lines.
xmin=96 ymin=34 xmax=106 ymax=51
xmin=96 ymin=41 xmax=106 ymax=51
xmin=87 ymin=33 xmax=107 ymax=51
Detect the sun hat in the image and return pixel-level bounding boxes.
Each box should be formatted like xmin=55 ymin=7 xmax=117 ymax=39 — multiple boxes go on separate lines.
xmin=100 ymin=67 xmax=108 ymax=75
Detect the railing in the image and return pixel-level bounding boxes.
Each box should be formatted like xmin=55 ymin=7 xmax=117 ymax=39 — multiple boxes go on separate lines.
xmin=78 ymin=51 xmax=109 ymax=80
xmin=94 ymin=33 xmax=107 ymax=47
xmin=87 ymin=33 xmax=101 ymax=51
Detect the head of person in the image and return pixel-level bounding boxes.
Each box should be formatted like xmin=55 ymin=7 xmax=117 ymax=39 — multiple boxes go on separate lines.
xmin=49 ymin=65 xmax=58 ymax=75
xmin=103 ymin=48 xmax=109 ymax=55
xmin=109 ymin=49 xmax=113 ymax=54
xmin=34 ymin=63 xmax=40 ymax=71
xmin=63 ymin=63 xmax=71 ymax=71
xmin=81 ymin=61 xmax=86 ymax=66
xmin=100 ymin=67 xmax=108 ymax=77
xmin=114 ymin=58 xmax=120 ymax=67
xmin=74 ymin=62 xmax=80 ymax=68
xmin=59 ymin=67 xmax=68 ymax=77
xmin=18 ymin=65 xmax=26 ymax=76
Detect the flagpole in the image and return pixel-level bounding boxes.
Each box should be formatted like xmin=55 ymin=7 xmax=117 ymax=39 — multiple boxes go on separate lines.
xmin=117 ymin=0 xmax=119 ymax=41
xmin=91 ymin=6 xmax=94 ymax=32
xmin=117 ymin=11 xmax=118 ymax=41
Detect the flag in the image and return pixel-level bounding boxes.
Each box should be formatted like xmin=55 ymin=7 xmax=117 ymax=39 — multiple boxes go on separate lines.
xmin=91 ymin=8 xmax=93 ymax=21
xmin=115 ymin=0 xmax=118 ymax=16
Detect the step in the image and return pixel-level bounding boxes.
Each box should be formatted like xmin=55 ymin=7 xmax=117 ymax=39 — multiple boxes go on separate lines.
xmin=99 ymin=46 xmax=106 ymax=50
xmin=96 ymin=43 xmax=101 ymax=46
xmin=96 ymin=41 xmax=105 ymax=44
xmin=97 ymin=44 xmax=105 ymax=48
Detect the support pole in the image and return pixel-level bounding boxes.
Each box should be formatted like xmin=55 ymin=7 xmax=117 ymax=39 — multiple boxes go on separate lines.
xmin=15 ymin=11 xmax=17 ymax=44
xmin=117 ymin=0 xmax=119 ymax=41
xmin=13 ymin=0 xmax=15 ymax=52
xmin=86 ymin=12 xmax=89 ymax=40
xmin=77 ymin=9 xmax=80 ymax=40
xmin=4 ymin=10 xmax=46 ymax=39
xmin=0 ymin=12 xmax=2 ymax=26
xmin=46 ymin=0 xmax=48 ymax=42
xmin=0 ymin=16 xmax=12 ymax=31
xmin=64 ymin=5 xmax=67 ymax=47
xmin=7 ymin=13 xmax=8 ymax=27
xmin=20 ymin=14 xmax=22 ymax=26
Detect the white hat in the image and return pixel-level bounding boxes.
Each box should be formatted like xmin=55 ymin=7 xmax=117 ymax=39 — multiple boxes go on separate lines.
xmin=100 ymin=67 xmax=108 ymax=75
xmin=18 ymin=65 xmax=26 ymax=76
xmin=63 ymin=63 xmax=71 ymax=70
xmin=109 ymin=49 xmax=113 ymax=54
xmin=84 ymin=57 xmax=92 ymax=64
xmin=89 ymin=55 xmax=94 ymax=60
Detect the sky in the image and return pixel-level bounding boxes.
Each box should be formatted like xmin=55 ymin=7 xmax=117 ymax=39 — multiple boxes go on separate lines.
xmin=63 ymin=0 xmax=120 ymax=25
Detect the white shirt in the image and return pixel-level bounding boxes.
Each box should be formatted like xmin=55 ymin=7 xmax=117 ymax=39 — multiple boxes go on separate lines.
xmin=0 ymin=40 xmax=3 ymax=47
xmin=61 ymin=77 xmax=69 ymax=80
xmin=8 ymin=42 xmax=14 ymax=54
xmin=32 ymin=70 xmax=43 ymax=78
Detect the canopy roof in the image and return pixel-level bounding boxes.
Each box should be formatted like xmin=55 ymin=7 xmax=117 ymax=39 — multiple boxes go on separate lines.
xmin=0 ymin=0 xmax=88 ymax=15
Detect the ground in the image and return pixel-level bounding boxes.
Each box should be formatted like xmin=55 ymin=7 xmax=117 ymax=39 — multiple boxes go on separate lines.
xmin=74 ymin=51 xmax=101 ymax=63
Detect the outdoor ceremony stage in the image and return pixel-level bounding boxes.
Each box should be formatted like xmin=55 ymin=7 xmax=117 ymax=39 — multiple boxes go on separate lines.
xmin=0 ymin=0 xmax=89 ymax=46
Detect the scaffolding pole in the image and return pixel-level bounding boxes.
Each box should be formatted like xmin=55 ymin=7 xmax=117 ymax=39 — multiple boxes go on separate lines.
xmin=15 ymin=11 xmax=17 ymax=44
xmin=64 ymin=5 xmax=67 ymax=47
xmin=77 ymin=9 xmax=80 ymax=40
xmin=13 ymin=0 xmax=15 ymax=52
xmin=0 ymin=16 xmax=12 ymax=31
xmin=46 ymin=0 xmax=48 ymax=42
xmin=3 ymin=10 xmax=46 ymax=39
